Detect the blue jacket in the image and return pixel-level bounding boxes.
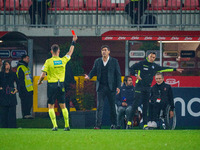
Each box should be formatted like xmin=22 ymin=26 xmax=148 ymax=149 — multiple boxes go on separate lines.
xmin=116 ymin=84 xmax=134 ymax=107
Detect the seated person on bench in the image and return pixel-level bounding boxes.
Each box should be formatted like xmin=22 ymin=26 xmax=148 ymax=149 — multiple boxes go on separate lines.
xmin=148 ymin=72 xmax=175 ymax=128
xmin=116 ymin=76 xmax=134 ymax=129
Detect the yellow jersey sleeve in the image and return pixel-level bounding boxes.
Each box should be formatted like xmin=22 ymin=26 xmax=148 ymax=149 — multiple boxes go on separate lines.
xmin=42 ymin=60 xmax=49 ymax=73
xmin=62 ymin=55 xmax=71 ymax=65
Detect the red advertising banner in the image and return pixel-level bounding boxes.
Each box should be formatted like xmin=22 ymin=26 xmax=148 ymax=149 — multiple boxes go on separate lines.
xmin=131 ymin=76 xmax=200 ymax=87
xmin=102 ymin=36 xmax=200 ymax=41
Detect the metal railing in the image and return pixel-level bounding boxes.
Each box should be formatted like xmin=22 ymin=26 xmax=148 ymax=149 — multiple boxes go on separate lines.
xmin=0 ymin=0 xmax=199 ymax=30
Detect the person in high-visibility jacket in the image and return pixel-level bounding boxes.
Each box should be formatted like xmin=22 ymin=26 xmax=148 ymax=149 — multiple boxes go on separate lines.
xmin=16 ymin=54 xmax=33 ymax=119
xmin=38 ymin=35 xmax=78 ymax=131
xmin=125 ymin=0 xmax=148 ymax=25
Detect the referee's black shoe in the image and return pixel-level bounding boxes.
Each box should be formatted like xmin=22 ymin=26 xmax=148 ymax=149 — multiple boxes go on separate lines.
xmin=64 ymin=127 xmax=70 ymax=131
xmin=52 ymin=127 xmax=58 ymax=131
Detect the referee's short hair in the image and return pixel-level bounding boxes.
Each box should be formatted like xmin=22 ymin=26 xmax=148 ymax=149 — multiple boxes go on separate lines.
xmin=150 ymin=52 xmax=156 ymax=55
xmin=101 ymin=45 xmax=110 ymax=51
xmin=51 ymin=44 xmax=60 ymax=53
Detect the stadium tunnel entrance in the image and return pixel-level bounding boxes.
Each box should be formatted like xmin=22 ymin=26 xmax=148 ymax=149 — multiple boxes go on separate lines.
xmin=0 ymin=31 xmax=33 ymax=72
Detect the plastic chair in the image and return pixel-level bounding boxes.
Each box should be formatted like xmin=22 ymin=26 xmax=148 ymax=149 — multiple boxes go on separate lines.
xmin=182 ymin=0 xmax=199 ymax=10
xmin=0 ymin=0 xmax=4 ymax=9
xmin=67 ymin=0 xmax=84 ymax=10
xmin=115 ymin=0 xmax=129 ymax=11
xmin=148 ymin=0 xmax=166 ymax=10
xmin=5 ymin=0 xmax=20 ymax=11
xmin=85 ymin=0 xmax=100 ymax=10
xmin=49 ymin=0 xmax=68 ymax=11
xmin=101 ymin=0 xmax=115 ymax=10
xmin=20 ymin=0 xmax=32 ymax=11
xmin=164 ymin=0 xmax=181 ymax=10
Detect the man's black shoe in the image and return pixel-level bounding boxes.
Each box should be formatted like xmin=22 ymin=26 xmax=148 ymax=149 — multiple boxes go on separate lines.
xmin=52 ymin=127 xmax=58 ymax=131
xmin=64 ymin=127 xmax=70 ymax=131
xmin=110 ymin=125 xmax=116 ymax=129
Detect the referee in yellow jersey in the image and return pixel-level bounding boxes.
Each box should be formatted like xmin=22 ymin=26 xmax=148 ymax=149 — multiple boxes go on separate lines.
xmin=38 ymin=35 xmax=78 ymax=131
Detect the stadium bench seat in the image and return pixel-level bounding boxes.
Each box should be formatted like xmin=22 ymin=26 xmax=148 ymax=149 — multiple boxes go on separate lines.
xmin=84 ymin=0 xmax=100 ymax=11
xmin=148 ymin=0 xmax=166 ymax=10
xmin=67 ymin=0 xmax=84 ymax=10
xmin=101 ymin=0 xmax=115 ymax=10
xmin=182 ymin=0 xmax=199 ymax=10
xmin=115 ymin=0 xmax=129 ymax=11
xmin=20 ymin=0 xmax=32 ymax=11
xmin=164 ymin=0 xmax=181 ymax=10
xmin=4 ymin=0 xmax=20 ymax=11
xmin=0 ymin=0 xmax=4 ymax=9
xmin=49 ymin=0 xmax=68 ymax=11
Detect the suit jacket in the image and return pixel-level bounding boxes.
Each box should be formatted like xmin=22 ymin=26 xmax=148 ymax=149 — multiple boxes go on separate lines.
xmin=88 ymin=57 xmax=121 ymax=92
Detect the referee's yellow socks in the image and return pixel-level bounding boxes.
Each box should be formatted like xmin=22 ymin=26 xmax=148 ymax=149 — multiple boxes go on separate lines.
xmin=62 ymin=108 xmax=69 ymax=128
xmin=49 ymin=109 xmax=58 ymax=128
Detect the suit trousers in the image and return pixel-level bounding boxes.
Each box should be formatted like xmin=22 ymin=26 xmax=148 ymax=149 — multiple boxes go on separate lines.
xmin=96 ymin=85 xmax=117 ymax=127
xmin=129 ymin=86 xmax=150 ymax=125
xmin=20 ymin=91 xmax=33 ymax=117
xmin=0 ymin=105 xmax=16 ymax=128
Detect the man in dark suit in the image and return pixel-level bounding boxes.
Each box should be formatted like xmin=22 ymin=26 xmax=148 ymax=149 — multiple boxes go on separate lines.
xmin=85 ymin=45 xmax=121 ymax=129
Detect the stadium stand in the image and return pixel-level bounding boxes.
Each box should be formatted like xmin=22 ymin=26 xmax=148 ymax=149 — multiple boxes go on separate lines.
xmin=49 ymin=0 xmax=68 ymax=11
xmin=5 ymin=0 xmax=20 ymax=10
xmin=67 ymin=0 xmax=84 ymax=10
xmin=85 ymin=0 xmax=100 ymax=10
xmin=0 ymin=0 xmax=4 ymax=9
xmin=20 ymin=0 xmax=32 ymax=11
xmin=101 ymin=0 xmax=115 ymax=10
xmin=182 ymin=0 xmax=199 ymax=10
xmin=164 ymin=0 xmax=181 ymax=10
xmin=148 ymin=0 xmax=166 ymax=10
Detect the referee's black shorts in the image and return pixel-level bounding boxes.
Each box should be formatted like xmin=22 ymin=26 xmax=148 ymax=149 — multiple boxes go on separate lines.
xmin=47 ymin=82 xmax=65 ymax=104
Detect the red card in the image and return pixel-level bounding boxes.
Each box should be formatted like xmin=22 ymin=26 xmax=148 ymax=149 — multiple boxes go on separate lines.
xmin=71 ymin=30 xmax=76 ymax=35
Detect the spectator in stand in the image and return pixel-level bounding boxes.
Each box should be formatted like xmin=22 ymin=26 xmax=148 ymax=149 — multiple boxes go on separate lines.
xmin=125 ymin=0 xmax=148 ymax=25
xmin=29 ymin=0 xmax=49 ymax=26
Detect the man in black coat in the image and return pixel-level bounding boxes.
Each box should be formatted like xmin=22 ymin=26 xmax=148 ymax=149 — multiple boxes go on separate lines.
xmin=148 ymin=72 xmax=175 ymax=128
xmin=85 ymin=45 xmax=121 ymax=129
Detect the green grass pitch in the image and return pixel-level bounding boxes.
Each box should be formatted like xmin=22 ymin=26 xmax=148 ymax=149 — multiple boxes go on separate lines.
xmin=0 ymin=128 xmax=199 ymax=150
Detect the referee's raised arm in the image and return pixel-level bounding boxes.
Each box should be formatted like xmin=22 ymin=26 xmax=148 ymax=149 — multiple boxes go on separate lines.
xmin=66 ymin=35 xmax=78 ymax=57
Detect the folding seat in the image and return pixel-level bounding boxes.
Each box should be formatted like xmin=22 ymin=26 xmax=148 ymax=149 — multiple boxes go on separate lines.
xmin=5 ymin=0 xmax=20 ymax=10
xmin=164 ymin=0 xmax=181 ymax=10
xmin=148 ymin=0 xmax=166 ymax=10
xmin=49 ymin=0 xmax=68 ymax=11
xmin=115 ymin=0 xmax=129 ymax=11
xmin=85 ymin=0 xmax=100 ymax=11
xmin=0 ymin=0 xmax=4 ymax=9
xmin=101 ymin=0 xmax=115 ymax=10
xmin=67 ymin=0 xmax=84 ymax=10
xmin=20 ymin=0 xmax=32 ymax=11
xmin=182 ymin=0 xmax=199 ymax=10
